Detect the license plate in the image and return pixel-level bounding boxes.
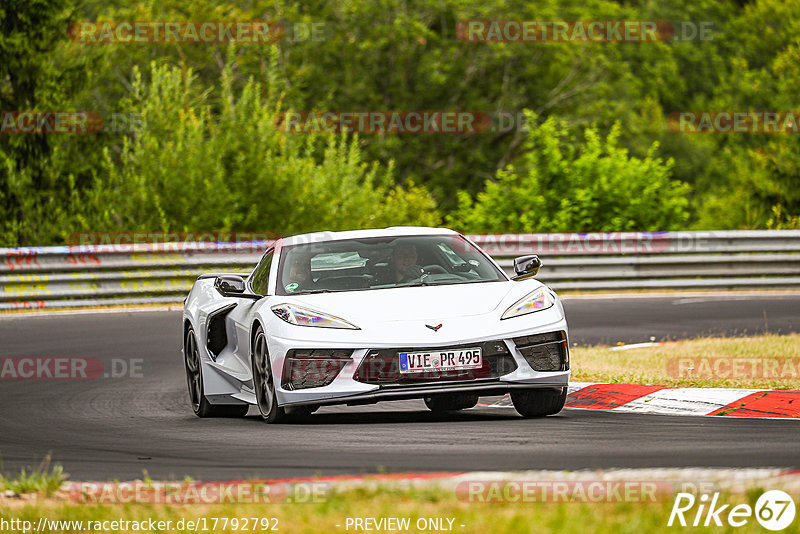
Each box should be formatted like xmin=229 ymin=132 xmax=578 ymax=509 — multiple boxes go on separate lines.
xmin=398 ymin=348 xmax=482 ymax=373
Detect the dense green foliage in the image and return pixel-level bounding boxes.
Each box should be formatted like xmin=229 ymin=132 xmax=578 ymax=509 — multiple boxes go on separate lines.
xmin=0 ymin=0 xmax=96 ymax=244
xmin=79 ymin=56 xmax=439 ymax=235
xmin=1 ymin=0 xmax=799 ymax=245
xmin=448 ymin=114 xmax=689 ymax=233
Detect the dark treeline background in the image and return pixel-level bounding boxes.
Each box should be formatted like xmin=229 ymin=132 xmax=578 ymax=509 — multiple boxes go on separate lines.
xmin=1 ymin=0 xmax=799 ymax=246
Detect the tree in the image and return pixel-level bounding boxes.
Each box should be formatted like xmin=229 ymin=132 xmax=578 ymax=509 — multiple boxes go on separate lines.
xmin=448 ymin=113 xmax=689 ymax=233
xmin=77 ymin=56 xmax=440 ymax=235
xmin=0 ymin=0 xmax=97 ymax=245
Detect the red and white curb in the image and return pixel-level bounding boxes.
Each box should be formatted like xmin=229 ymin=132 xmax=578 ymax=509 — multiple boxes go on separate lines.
xmin=480 ymin=383 xmax=800 ymax=419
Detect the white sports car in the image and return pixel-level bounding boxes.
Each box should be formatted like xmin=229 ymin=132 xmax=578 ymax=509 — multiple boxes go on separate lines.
xmin=182 ymin=227 xmax=570 ymax=422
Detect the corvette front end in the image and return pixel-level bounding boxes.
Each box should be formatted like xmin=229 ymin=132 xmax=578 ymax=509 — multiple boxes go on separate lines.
xmin=182 ymin=227 xmax=571 ymax=421
xmin=261 ymin=282 xmax=570 ymax=407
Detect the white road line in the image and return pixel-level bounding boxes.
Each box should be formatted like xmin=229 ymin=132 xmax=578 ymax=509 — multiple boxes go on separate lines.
xmin=613 ymin=387 xmax=763 ymax=415
xmin=610 ymin=342 xmax=667 ymax=351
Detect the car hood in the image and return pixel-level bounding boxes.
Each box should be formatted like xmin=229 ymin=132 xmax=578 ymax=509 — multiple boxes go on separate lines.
xmin=281 ymin=280 xmax=545 ymax=323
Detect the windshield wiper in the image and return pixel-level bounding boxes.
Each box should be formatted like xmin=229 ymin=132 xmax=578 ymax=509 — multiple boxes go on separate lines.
xmin=299 ymin=289 xmax=334 ymax=294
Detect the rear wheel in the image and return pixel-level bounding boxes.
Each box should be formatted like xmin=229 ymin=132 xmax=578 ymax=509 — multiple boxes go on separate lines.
xmin=184 ymin=327 xmax=249 ymax=418
xmin=424 ymin=393 xmax=479 ymax=412
xmin=511 ymin=387 xmax=567 ymax=417
xmin=252 ymin=326 xmax=286 ymax=423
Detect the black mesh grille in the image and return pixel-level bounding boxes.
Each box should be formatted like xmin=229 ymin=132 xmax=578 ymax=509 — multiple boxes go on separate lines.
xmin=513 ymin=331 xmax=569 ymax=372
xmin=281 ymin=349 xmax=353 ymax=390
xmin=354 ymin=340 xmax=517 ymax=386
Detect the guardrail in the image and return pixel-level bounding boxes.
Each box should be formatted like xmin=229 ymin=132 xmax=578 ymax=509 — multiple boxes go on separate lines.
xmin=1 ymin=230 xmax=799 ymax=310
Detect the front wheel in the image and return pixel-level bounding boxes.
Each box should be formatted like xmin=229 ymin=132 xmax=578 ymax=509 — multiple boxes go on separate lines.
xmin=424 ymin=393 xmax=479 ymax=412
xmin=251 ymin=326 xmax=286 ymax=423
xmin=511 ymin=387 xmax=567 ymax=417
xmin=184 ymin=327 xmax=248 ymax=418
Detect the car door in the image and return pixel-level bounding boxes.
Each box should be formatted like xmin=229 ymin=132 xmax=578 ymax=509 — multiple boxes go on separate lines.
xmin=225 ymin=247 xmax=275 ymax=383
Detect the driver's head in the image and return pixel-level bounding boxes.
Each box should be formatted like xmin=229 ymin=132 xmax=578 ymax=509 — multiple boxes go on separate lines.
xmin=287 ymin=254 xmax=312 ymax=284
xmin=392 ymin=242 xmax=418 ymax=273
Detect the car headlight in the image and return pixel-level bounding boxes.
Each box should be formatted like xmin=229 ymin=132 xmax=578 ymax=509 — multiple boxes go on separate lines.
xmin=501 ymin=287 xmax=555 ymax=320
xmin=271 ymin=304 xmax=360 ymax=330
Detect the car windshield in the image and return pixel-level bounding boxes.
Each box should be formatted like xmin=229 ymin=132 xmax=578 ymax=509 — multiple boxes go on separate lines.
xmin=275 ymin=234 xmax=506 ymax=295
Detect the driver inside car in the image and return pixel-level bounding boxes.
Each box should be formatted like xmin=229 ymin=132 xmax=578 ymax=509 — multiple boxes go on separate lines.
xmin=284 ymin=254 xmax=315 ymax=292
xmin=390 ymin=242 xmax=424 ymax=283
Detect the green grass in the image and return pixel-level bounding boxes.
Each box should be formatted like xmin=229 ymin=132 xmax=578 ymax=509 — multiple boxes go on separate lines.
xmin=0 ymin=456 xmax=66 ymax=497
xmin=2 ymin=485 xmax=799 ymax=533
xmin=571 ymin=333 xmax=800 ymax=389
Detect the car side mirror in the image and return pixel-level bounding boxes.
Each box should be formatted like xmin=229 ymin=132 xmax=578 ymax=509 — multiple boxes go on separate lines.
xmin=214 ymin=275 xmax=262 ymax=300
xmin=512 ymin=255 xmax=542 ymax=280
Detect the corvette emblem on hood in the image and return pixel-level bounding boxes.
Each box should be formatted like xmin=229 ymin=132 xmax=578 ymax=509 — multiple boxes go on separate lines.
xmin=426 ymin=323 xmax=443 ymax=332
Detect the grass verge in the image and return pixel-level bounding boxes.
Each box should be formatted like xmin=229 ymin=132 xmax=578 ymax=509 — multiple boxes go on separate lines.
xmin=571 ymin=333 xmax=800 ymax=389
xmin=2 ymin=484 xmax=799 ymax=534
xmin=0 ymin=456 xmax=65 ymax=497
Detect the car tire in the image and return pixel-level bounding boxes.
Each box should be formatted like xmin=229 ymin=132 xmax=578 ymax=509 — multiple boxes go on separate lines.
xmin=510 ymin=387 xmax=567 ymax=417
xmin=251 ymin=326 xmax=286 ymax=423
xmin=184 ymin=327 xmax=249 ymax=418
xmin=424 ymin=393 xmax=479 ymax=412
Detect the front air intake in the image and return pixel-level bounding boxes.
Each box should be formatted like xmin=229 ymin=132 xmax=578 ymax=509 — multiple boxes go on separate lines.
xmin=281 ymin=349 xmax=353 ymax=390
xmin=512 ymin=331 xmax=569 ymax=372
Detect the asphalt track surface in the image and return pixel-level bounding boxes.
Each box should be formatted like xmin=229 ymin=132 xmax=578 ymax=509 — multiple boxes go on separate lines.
xmin=1 ymin=294 xmax=798 ymax=480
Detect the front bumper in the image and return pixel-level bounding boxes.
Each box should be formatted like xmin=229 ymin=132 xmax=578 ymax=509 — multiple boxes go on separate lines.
xmin=288 ymin=380 xmax=568 ymax=407
xmin=267 ymin=312 xmax=571 ymax=407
